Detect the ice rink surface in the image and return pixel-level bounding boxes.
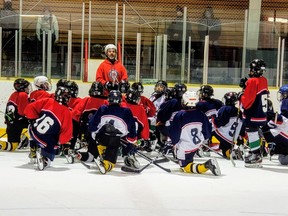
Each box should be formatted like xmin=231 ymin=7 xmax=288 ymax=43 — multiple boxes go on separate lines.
xmin=1 ymin=149 xmax=288 ymax=216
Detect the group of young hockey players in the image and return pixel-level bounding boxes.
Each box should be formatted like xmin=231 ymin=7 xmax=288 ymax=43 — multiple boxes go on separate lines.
xmin=1 ymin=49 xmax=288 ymax=175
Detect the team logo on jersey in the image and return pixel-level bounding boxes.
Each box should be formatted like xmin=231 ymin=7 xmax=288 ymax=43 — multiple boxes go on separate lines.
xmin=109 ymin=69 xmax=119 ymax=83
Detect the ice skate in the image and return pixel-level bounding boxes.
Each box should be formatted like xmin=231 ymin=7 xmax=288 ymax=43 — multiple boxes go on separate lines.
xmin=124 ymin=154 xmax=140 ymax=169
xmin=94 ymin=157 xmax=107 ymax=174
xmin=36 ymin=151 xmax=51 ymax=170
xmin=204 ymin=158 xmax=221 ymax=176
xmin=230 ymin=147 xmax=244 ymax=160
xmin=244 ymin=150 xmax=263 ymax=168
xmin=65 ymin=149 xmax=76 ymax=164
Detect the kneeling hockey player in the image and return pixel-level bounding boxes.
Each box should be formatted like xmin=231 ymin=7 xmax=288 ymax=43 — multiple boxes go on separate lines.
xmin=78 ymin=90 xmax=137 ymax=174
xmin=0 ymin=78 xmax=31 ymax=151
xmin=169 ymin=90 xmax=221 ymax=176
xmin=24 ymin=86 xmax=73 ymax=170
xmin=212 ymin=91 xmax=243 ymax=159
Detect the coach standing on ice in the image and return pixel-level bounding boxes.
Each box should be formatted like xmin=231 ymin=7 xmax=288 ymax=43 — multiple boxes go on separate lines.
xmin=96 ymin=44 xmax=128 ymax=96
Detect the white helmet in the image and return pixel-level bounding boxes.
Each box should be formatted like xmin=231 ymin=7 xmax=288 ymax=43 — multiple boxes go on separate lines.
xmin=34 ymin=75 xmax=52 ymax=91
xmin=181 ymin=90 xmax=198 ymax=108
xmin=104 ymin=44 xmax=117 ymax=54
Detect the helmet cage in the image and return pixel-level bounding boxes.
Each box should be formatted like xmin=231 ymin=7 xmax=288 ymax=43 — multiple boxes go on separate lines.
xmin=89 ymin=82 xmax=104 ymax=97
xmin=108 ymin=90 xmax=122 ymax=105
xmin=126 ymin=89 xmax=141 ymax=104
xmin=131 ymin=82 xmax=144 ymax=94
xmin=64 ymin=81 xmax=79 ymax=98
xmin=55 ymin=87 xmax=71 ymax=106
xmin=249 ymin=59 xmax=266 ymax=77
xmin=198 ymin=85 xmax=214 ymax=100
xmin=154 ymin=80 xmax=167 ymax=94
xmin=14 ymin=78 xmax=31 ymax=93
xmin=174 ymin=83 xmax=187 ymax=98
xmin=165 ymin=87 xmax=176 ymax=100
xmin=118 ymin=80 xmax=130 ymax=94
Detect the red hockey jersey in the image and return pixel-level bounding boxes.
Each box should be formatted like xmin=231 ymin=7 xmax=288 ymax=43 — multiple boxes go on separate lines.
xmin=126 ymin=103 xmax=150 ymax=140
xmin=24 ymin=98 xmax=73 ymax=146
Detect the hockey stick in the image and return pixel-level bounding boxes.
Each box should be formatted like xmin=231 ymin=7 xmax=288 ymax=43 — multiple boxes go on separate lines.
xmin=121 ymin=158 xmax=155 ymax=173
xmin=135 ymin=151 xmax=171 ymax=173
xmin=78 ymin=159 xmax=96 ymax=169
xmin=0 ymin=132 xmax=7 ymax=139
xmin=154 ymin=157 xmax=170 ymax=163
xmin=119 ymin=140 xmax=171 ymax=173
xmin=230 ymin=101 xmax=243 ymax=167
xmin=202 ymin=143 xmax=227 ymax=159
xmin=160 ymin=153 xmax=178 ymax=164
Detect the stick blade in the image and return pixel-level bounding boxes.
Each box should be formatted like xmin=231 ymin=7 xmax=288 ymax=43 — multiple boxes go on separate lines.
xmin=121 ymin=166 xmax=142 ymax=173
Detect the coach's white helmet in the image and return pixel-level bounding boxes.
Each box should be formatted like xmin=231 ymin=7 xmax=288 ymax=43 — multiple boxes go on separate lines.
xmin=34 ymin=75 xmax=52 ymax=91
xmin=181 ymin=90 xmax=198 ymax=108
xmin=104 ymin=44 xmax=117 ymax=54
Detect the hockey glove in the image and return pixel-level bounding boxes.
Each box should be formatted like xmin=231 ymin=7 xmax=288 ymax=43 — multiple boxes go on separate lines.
xmin=105 ymin=81 xmax=119 ymax=91
xmin=105 ymin=81 xmax=113 ymax=90
xmin=239 ymin=77 xmax=247 ymax=89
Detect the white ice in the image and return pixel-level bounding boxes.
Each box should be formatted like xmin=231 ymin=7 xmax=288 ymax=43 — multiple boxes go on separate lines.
xmin=1 ymin=149 xmax=288 ymax=216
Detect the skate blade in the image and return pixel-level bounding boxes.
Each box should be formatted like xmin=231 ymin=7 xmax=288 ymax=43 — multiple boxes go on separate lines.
xmin=94 ymin=158 xmax=106 ymax=174
xmin=245 ymin=163 xmax=263 ymax=168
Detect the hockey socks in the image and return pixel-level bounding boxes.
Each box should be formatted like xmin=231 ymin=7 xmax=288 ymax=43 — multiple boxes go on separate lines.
xmin=0 ymin=141 xmax=18 ymax=151
xmin=183 ymin=162 xmax=208 ymax=174
xmin=182 ymin=159 xmax=221 ymax=176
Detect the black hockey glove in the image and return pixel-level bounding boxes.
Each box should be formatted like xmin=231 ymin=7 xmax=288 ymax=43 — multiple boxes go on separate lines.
xmin=105 ymin=81 xmax=113 ymax=90
xmin=105 ymin=81 xmax=118 ymax=91
xmin=239 ymin=77 xmax=247 ymax=89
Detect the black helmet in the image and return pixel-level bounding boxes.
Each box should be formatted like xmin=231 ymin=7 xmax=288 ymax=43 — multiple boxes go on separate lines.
xmin=118 ymin=80 xmax=130 ymax=94
xmin=165 ymin=87 xmax=176 ymax=101
xmin=64 ymin=81 xmax=79 ymax=98
xmin=56 ymin=78 xmax=67 ymax=88
xmin=89 ymin=81 xmax=104 ymax=97
xmin=223 ymin=92 xmax=238 ymax=106
xmin=108 ymin=90 xmax=122 ymax=105
xmin=174 ymin=83 xmax=187 ymax=98
xmin=249 ymin=59 xmax=266 ymax=77
xmin=54 ymin=86 xmax=71 ymax=106
xmin=14 ymin=78 xmax=30 ymax=92
xmin=198 ymin=85 xmax=214 ymax=100
xmin=126 ymin=89 xmax=141 ymax=104
xmin=154 ymin=80 xmax=168 ymax=94
xmin=131 ymin=82 xmax=144 ymax=94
